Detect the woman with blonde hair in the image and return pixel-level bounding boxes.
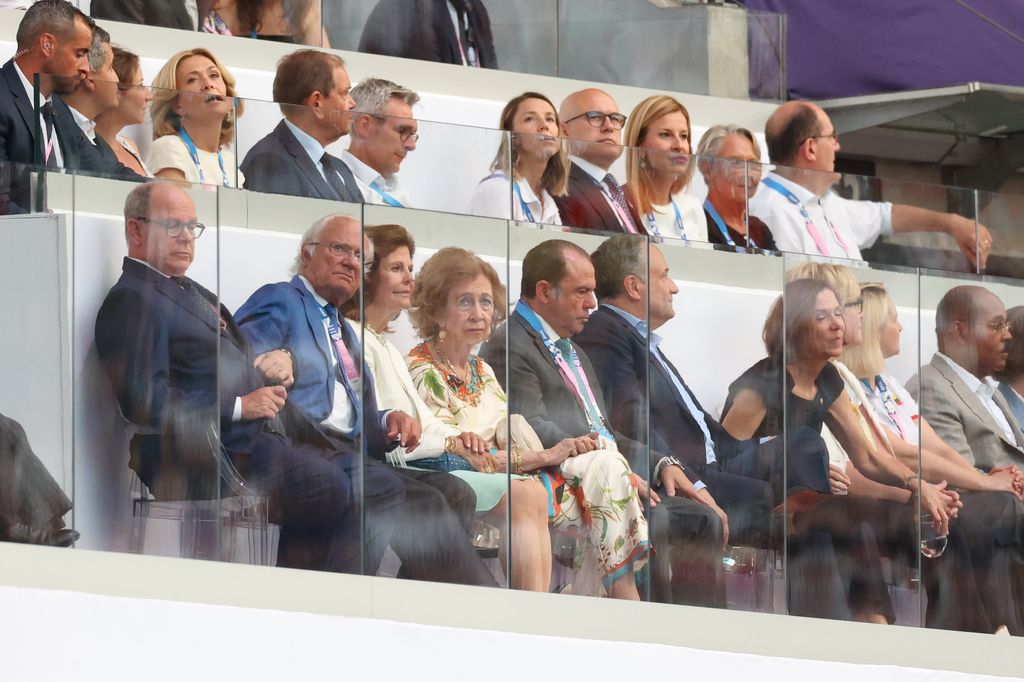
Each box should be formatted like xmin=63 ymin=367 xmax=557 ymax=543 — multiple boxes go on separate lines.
xmin=468 ymin=91 xmax=569 ymax=224
xmin=622 ymin=95 xmax=708 ymax=242
xmin=407 ymin=247 xmax=651 ymax=599
xmin=147 ymin=47 xmax=245 ymax=187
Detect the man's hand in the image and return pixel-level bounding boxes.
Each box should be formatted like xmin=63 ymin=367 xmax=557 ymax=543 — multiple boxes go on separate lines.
xmin=570 ymin=432 xmax=600 ymax=455
xmin=240 ymin=386 xmax=287 ymax=420
xmin=694 ymin=487 xmax=730 ymax=546
xmin=948 ymin=215 xmax=993 ymax=270
xmin=386 ymin=410 xmax=422 ymax=451
xmin=829 ymin=463 xmax=851 ymax=494
xmin=661 ymin=465 xmax=690 ymax=497
xmin=253 ymin=349 xmax=294 ymax=387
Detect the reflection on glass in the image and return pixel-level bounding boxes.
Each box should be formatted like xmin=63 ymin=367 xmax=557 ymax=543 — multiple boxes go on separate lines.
xmin=200 ymin=0 xmax=330 ymax=46
xmin=93 ymin=48 xmax=154 ymax=178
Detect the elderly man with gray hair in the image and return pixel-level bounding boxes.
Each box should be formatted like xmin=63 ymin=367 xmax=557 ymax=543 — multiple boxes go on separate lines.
xmin=341 ymin=77 xmax=420 ymax=207
xmin=234 ymin=213 xmax=498 ymax=587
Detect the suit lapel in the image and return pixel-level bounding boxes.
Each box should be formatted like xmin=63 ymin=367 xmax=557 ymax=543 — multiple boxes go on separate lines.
xmin=570 ymin=164 xmax=618 ymax=232
xmin=170 ymin=0 xmax=196 ymax=28
xmin=514 ymin=311 xmax=585 ymax=411
xmin=292 ymin=276 xmax=333 ymax=368
xmin=4 ymin=61 xmax=37 ymax=151
xmin=276 ymin=122 xmax=338 ymax=200
xmin=932 ymin=356 xmax=1018 ymax=448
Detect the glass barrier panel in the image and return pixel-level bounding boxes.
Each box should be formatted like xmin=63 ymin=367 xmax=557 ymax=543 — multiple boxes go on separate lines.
xmin=917 ymin=268 xmax=1024 ymax=635
xmin=0 ymin=160 xmax=76 ymax=549
xmin=358 ymin=203 xmax=510 ymax=589
xmin=977 ymin=188 xmax=1024 ymax=280
xmin=225 ymin=186 xmax=374 ymax=574
xmin=66 ymin=173 xmax=229 ymax=561
xmin=781 ymin=253 xmax=924 ymax=626
xmin=324 ymin=0 xmax=545 ymax=73
xmin=657 ymin=234 xmax=785 ymax=613
xmin=502 ymin=224 xmax=652 ymax=600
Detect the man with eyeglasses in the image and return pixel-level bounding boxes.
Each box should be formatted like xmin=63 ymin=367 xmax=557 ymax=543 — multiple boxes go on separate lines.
xmin=342 ymin=77 xmax=419 ymax=208
xmin=96 ymin=183 xmax=405 ymax=575
xmin=908 ymin=285 xmax=1024 ymax=472
xmin=750 ymin=101 xmax=993 ymax=269
xmin=555 ymin=88 xmax=641 ymax=234
xmin=234 ymin=214 xmax=498 ymax=587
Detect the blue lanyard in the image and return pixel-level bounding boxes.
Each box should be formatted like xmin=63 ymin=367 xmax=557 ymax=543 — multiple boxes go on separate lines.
xmin=514 ymin=301 xmax=613 ymax=442
xmin=369 ymin=179 xmax=404 ymax=208
xmin=761 ymin=176 xmax=849 ymax=257
xmin=511 ymin=179 xmax=536 ymax=223
xmin=646 ymin=199 xmax=685 ymax=239
xmin=703 ymin=199 xmax=736 ymax=246
xmin=861 ymin=375 xmax=905 ymax=440
xmin=178 ymin=127 xmax=228 ymax=187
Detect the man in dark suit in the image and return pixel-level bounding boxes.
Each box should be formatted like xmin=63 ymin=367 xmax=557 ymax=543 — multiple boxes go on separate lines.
xmin=90 ymin=0 xmax=206 ymax=32
xmin=241 ymin=50 xmax=362 ymax=203
xmin=59 ymin=25 xmax=124 ymax=169
xmin=1 ymin=1 xmax=143 ymax=213
xmin=480 ymin=238 xmax=725 ymax=606
xmin=554 ymin=88 xmax=641 ymax=234
xmin=576 ymin=235 xmax=773 ymax=549
xmin=358 ymin=0 xmax=497 ymax=69
xmin=95 ymin=183 xmax=405 ymax=574
xmin=234 ymin=214 xmax=496 ymax=587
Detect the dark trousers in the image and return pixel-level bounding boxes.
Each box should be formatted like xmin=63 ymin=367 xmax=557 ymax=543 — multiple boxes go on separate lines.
xmin=704 ymin=465 xmax=774 ymax=549
xmin=647 ymin=494 xmax=725 ymax=607
xmin=240 ymin=433 xmax=404 ymax=575
xmin=719 ymin=427 xmax=831 ymax=503
xmin=0 ymin=413 xmax=71 ymax=535
xmin=388 ymin=466 xmax=497 ymax=587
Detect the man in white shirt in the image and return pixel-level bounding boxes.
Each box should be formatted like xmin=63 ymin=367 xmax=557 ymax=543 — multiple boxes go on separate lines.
xmin=555 ymin=88 xmax=641 ymax=234
xmin=908 ymin=285 xmax=1024 ymax=472
xmin=60 ymin=24 xmax=119 ymax=156
xmin=343 ymin=77 xmax=419 ymax=208
xmin=750 ymin=101 xmax=993 ymax=268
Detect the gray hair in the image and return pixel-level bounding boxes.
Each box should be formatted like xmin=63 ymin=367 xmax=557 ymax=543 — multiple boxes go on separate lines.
xmin=87 ymin=24 xmax=109 ymax=73
xmin=123 ymin=181 xmax=155 ymax=222
xmin=590 ymin=235 xmax=646 ymax=300
xmin=291 ymin=213 xmax=373 ymax=275
xmin=15 ymin=0 xmax=86 ymax=51
xmin=350 ymin=77 xmax=419 ymax=117
xmin=695 ymin=124 xmax=762 ymax=181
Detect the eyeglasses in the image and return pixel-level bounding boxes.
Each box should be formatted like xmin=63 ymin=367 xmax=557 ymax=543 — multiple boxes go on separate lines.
xmin=372 ymin=115 xmax=419 ymax=143
xmin=843 ymin=297 xmax=863 ymax=313
xmin=307 ymin=241 xmax=365 ymax=265
xmin=805 ymin=129 xmax=839 ymax=144
xmin=136 ymin=217 xmax=206 ymax=239
xmin=564 ymin=111 xmax=627 ymax=130
xmin=987 ymin=318 xmax=1011 ymax=333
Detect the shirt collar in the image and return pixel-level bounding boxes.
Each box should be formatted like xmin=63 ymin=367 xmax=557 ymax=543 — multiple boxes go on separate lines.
xmin=767 ymin=171 xmax=819 ymax=203
xmin=127 ymin=256 xmax=170 ymax=278
xmin=284 ymin=119 xmax=326 ymax=167
xmin=298 ymin=274 xmax=331 ymax=309
xmin=936 ymin=351 xmax=995 ymax=396
xmin=602 ymin=303 xmax=661 ymax=347
xmin=570 ymin=156 xmax=612 ymax=185
xmin=341 ymin=149 xmax=397 ymax=190
xmin=514 ymin=176 xmax=542 ymax=205
xmin=68 ymin=105 xmax=96 ymax=143
xmin=14 ymin=61 xmax=51 ymax=106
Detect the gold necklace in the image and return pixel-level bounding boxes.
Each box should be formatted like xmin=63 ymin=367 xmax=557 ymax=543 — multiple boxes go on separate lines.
xmin=431 ymin=340 xmax=469 ymax=388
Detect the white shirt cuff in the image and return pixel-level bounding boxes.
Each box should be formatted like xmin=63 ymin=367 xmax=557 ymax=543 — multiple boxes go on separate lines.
xmin=232 ymin=397 xmax=242 ymax=422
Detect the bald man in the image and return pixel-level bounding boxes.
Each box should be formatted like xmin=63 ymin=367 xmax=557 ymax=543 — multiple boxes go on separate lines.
xmin=750 ymin=101 xmax=992 ymax=269
xmin=554 ymin=88 xmax=641 ymax=234
xmin=907 ymin=285 xmax=1024 ymax=471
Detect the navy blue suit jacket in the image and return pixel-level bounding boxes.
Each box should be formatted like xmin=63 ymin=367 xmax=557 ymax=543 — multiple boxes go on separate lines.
xmin=95 ymin=258 xmax=275 ymax=498
xmin=574 ymin=305 xmax=740 ymax=475
xmin=0 ymin=60 xmax=143 ymax=213
xmin=240 ymin=120 xmax=362 ymax=203
xmin=234 ymin=276 xmax=388 ymax=458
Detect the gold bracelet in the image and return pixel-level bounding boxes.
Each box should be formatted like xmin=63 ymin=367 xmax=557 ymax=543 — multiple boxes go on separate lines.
xmin=445 ymin=435 xmax=458 ymax=454
xmin=511 ymin=446 xmax=522 ymax=474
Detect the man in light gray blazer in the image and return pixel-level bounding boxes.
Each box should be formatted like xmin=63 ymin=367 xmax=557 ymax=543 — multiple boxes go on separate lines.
xmin=907 ymin=285 xmax=1024 ymax=472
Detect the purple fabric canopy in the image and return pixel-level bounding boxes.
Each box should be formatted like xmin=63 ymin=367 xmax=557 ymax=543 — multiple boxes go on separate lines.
xmin=741 ymin=0 xmax=1024 ymax=99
